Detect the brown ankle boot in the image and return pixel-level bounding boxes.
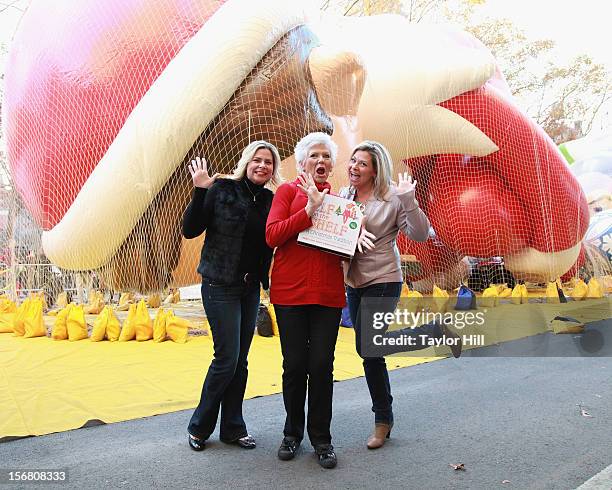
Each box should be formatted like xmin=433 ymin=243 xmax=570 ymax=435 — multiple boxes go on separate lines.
xmin=367 ymin=423 xmax=392 ymax=449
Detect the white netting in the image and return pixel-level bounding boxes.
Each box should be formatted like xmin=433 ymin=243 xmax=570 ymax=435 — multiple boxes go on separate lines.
xmin=1 ymin=0 xmax=609 ymax=301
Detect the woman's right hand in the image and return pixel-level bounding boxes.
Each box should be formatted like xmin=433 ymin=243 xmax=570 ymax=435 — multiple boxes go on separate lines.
xmin=297 ymin=172 xmax=329 ymax=217
xmin=188 ymin=156 xmax=220 ymax=189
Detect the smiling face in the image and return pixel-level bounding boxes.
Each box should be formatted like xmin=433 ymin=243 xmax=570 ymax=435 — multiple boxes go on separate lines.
xmin=301 ymin=144 xmax=333 ymax=184
xmin=348 ymin=150 xmax=377 ymax=190
xmin=246 ymin=148 xmax=274 ymax=185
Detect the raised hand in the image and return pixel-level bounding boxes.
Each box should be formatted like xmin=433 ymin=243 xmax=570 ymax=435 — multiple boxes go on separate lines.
xmin=297 ymin=172 xmax=329 ymax=216
xmin=188 ymin=156 xmax=220 ymax=189
xmin=397 ymin=172 xmax=417 ymax=194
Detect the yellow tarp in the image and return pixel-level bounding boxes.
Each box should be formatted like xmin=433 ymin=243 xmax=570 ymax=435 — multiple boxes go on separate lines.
xmin=0 ymin=328 xmax=437 ymax=439
xmin=1 ymin=297 xmax=609 ymax=439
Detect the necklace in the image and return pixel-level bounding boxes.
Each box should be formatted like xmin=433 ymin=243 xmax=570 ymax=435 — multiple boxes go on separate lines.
xmin=243 ymin=179 xmax=261 ymax=202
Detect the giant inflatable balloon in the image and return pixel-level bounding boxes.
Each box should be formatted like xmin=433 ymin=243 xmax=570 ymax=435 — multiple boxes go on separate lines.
xmin=3 ymin=0 xmax=589 ymax=291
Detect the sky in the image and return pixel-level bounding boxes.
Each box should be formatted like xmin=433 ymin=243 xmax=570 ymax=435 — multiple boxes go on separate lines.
xmin=477 ymin=0 xmax=612 ymax=68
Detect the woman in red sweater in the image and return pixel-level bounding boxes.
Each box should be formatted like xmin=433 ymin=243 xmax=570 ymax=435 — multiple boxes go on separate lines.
xmin=266 ymin=132 xmax=344 ymax=469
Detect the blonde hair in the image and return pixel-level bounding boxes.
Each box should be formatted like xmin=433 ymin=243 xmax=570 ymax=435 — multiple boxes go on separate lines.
xmin=230 ymin=140 xmax=283 ymax=188
xmin=294 ymin=132 xmax=338 ymax=173
xmin=350 ymin=140 xmax=392 ymax=200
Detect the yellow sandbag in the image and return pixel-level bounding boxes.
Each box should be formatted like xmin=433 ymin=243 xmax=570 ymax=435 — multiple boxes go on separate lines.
xmin=153 ymin=308 xmax=167 ymax=343
xmin=47 ymin=309 xmax=59 ymax=316
xmin=400 ymin=283 xmax=410 ymax=297
xmin=147 ymin=293 xmax=161 ymax=309
xmin=163 ymin=289 xmax=180 ymax=305
xmin=520 ymin=284 xmax=529 ymax=304
xmin=0 ymin=313 xmax=16 ymax=333
xmin=268 ymin=304 xmax=279 ymax=336
xmin=117 ymin=292 xmax=134 ymax=311
xmin=51 ymin=304 xmax=72 ymax=340
xmin=85 ymin=291 xmax=105 ymax=314
xmin=480 ymin=285 xmax=498 ymax=308
xmin=570 ymin=279 xmax=588 ymax=301
xmin=165 ymin=311 xmax=190 ymax=344
xmin=510 ymin=284 xmax=522 ymax=305
xmin=587 ymin=278 xmax=603 ymax=299
xmin=546 ymin=282 xmax=560 ymax=304
xmin=12 ymin=298 xmax=31 ymax=336
xmin=119 ymin=303 xmax=137 ymax=341
xmin=134 ymin=299 xmax=153 ymax=341
xmin=431 ymin=284 xmax=449 ymax=313
xmin=24 ymin=298 xmax=46 ymax=338
xmin=550 ymin=318 xmax=585 ymax=334
xmin=67 ymin=305 xmax=88 ymax=341
xmin=0 ymin=296 xmax=17 ymax=313
xmin=403 ymin=289 xmax=423 ymax=312
xmin=498 ymin=286 xmax=512 ymax=298
xmin=106 ymin=307 xmax=121 ymax=341
xmin=90 ymin=306 xmax=109 ymax=342
xmin=56 ymin=291 xmax=68 ymax=308
xmin=29 ymin=291 xmax=48 ymax=311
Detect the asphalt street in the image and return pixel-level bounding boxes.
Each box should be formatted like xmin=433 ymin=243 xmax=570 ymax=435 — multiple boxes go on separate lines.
xmin=1 ymin=320 xmax=611 ymax=489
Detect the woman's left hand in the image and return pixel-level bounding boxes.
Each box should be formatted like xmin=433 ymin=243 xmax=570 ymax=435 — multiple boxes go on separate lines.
xmin=397 ymin=172 xmax=417 ymax=194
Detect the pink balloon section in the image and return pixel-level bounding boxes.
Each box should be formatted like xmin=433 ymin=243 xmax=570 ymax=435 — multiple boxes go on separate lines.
xmin=3 ymin=0 xmax=590 ymax=282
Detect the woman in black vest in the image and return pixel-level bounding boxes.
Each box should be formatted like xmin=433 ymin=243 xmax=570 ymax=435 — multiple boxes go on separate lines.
xmin=182 ymin=140 xmax=282 ymax=450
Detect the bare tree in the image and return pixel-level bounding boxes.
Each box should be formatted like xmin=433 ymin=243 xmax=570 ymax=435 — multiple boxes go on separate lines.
xmin=320 ymin=0 xmax=612 ymax=143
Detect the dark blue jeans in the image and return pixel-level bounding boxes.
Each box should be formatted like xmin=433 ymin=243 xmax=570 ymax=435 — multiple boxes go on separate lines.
xmin=188 ymin=278 xmax=260 ymax=441
xmin=346 ymin=282 xmax=442 ymax=424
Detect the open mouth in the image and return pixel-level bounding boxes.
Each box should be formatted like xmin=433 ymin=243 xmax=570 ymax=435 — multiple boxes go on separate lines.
xmin=316 ymin=167 xmax=327 ymax=176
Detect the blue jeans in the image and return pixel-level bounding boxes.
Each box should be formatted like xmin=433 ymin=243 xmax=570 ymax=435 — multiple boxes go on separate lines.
xmin=188 ymin=278 xmax=260 ymax=441
xmin=346 ymin=282 xmax=442 ymax=424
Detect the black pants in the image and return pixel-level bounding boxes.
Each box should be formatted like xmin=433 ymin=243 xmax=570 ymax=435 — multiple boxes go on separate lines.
xmin=188 ymin=279 xmax=260 ymax=441
xmin=273 ymin=304 xmax=341 ymax=447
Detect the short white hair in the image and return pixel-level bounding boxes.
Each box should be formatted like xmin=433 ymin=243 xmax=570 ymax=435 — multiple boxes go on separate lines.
xmin=294 ymin=132 xmax=338 ymax=173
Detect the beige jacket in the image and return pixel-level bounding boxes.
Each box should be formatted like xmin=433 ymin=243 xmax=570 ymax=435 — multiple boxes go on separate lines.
xmin=339 ymin=186 xmax=430 ymax=288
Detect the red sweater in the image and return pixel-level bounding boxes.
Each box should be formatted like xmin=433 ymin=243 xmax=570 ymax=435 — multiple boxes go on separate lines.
xmin=266 ymin=179 xmax=346 ymax=308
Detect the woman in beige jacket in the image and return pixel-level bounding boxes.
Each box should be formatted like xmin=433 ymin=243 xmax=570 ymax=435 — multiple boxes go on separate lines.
xmin=340 ymin=141 xmax=461 ymax=450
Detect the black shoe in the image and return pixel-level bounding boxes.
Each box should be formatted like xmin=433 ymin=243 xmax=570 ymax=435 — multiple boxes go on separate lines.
xmin=314 ymin=444 xmax=337 ymax=469
xmin=188 ymin=433 xmax=206 ymax=451
xmin=441 ymin=322 xmax=462 ymax=358
xmin=278 ymin=437 xmax=300 ymax=461
xmin=221 ymin=434 xmax=256 ymax=449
